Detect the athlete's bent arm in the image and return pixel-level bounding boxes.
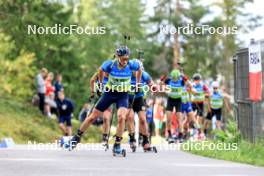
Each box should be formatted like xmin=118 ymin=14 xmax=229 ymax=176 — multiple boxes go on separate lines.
xmin=98 ymin=68 xmax=104 ymax=90
xmin=90 ymin=72 xmax=98 ymax=94
xmin=136 ymin=68 xmax=143 ymax=88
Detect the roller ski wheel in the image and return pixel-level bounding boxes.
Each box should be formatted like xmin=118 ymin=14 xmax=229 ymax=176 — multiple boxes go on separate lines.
xmin=112 ymin=149 xmax=126 ymax=157
xmin=178 ymin=138 xmax=184 ymax=143
xmin=130 ymin=142 xmax=137 ymax=153
xmin=64 ymin=142 xmax=75 ymax=151
xmin=64 ymin=135 xmax=80 ymax=151
xmin=103 ymin=143 xmax=109 ymax=151
xmin=168 ymin=137 xmax=175 ymax=144
xmin=59 ymin=136 xmax=74 ymax=148
xmin=102 ymin=141 xmax=109 ymax=151
xmin=122 ymin=149 xmax=126 ymax=157
xmin=143 ymin=146 xmax=158 ymax=153
xmin=112 ymin=145 xmax=126 ymax=157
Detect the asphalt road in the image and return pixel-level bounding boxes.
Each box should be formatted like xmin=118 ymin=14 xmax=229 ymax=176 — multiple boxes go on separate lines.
xmin=0 ymin=144 xmax=264 ymax=176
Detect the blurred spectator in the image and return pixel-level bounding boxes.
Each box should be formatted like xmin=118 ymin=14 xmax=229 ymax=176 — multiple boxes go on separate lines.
xmin=171 ymin=110 xmax=179 ymax=136
xmin=153 ymin=98 xmax=165 ymax=137
xmin=36 ymin=68 xmax=48 ymax=114
xmin=54 ymin=74 xmax=64 ymax=99
xmin=56 ymin=91 xmax=74 ymax=136
xmin=45 ymin=72 xmax=56 ymax=118
xmin=78 ymin=103 xmax=103 ymax=126
xmin=46 ymin=92 xmax=58 ymax=117
xmin=146 ymin=98 xmax=155 ymax=142
xmin=78 ymin=103 xmax=92 ymax=122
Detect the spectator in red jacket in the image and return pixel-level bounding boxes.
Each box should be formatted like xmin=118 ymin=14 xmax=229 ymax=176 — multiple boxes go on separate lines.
xmin=45 ymin=72 xmax=56 ymax=118
xmin=45 ymin=72 xmax=55 ymax=96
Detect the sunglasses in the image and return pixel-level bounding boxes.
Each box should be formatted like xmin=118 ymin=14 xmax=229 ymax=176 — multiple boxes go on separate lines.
xmin=120 ymin=58 xmax=129 ymax=62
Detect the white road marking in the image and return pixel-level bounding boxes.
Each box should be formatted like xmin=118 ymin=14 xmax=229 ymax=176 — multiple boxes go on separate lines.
xmin=0 ymin=157 xmax=256 ymax=170
xmin=0 ymin=158 xmax=58 ymax=161
xmin=75 ymin=168 xmax=146 ymax=171
xmin=171 ymin=163 xmax=255 ymax=168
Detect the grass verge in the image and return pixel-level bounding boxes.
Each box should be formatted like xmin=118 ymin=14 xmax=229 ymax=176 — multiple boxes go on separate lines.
xmin=183 ymin=120 xmax=264 ymax=167
xmin=0 ymin=94 xmax=101 ymax=143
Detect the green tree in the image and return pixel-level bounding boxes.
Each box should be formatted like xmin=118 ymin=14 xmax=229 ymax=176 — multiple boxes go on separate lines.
xmin=0 ymin=32 xmax=36 ymax=99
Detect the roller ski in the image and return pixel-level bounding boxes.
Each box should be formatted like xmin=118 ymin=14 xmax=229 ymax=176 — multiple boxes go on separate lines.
xmin=142 ymin=135 xmax=157 ymax=153
xmin=64 ymin=130 xmax=82 ymax=151
xmin=167 ymin=130 xmax=176 ymax=144
xmin=167 ymin=136 xmax=176 ymax=144
xmin=178 ymin=133 xmax=184 ymax=143
xmin=59 ymin=135 xmax=72 ymax=148
xmin=128 ymin=133 xmax=137 ymax=152
xmin=102 ymin=134 xmax=109 ymax=151
xmin=143 ymin=143 xmax=158 ymax=153
xmin=102 ymin=141 xmax=109 ymax=151
xmin=129 ymin=141 xmax=137 ymax=152
xmin=112 ymin=143 xmax=126 ymax=157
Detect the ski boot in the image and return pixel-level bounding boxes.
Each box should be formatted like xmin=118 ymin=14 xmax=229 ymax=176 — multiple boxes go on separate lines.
xmin=128 ymin=133 xmax=136 ymax=152
xmin=142 ymin=135 xmax=157 ymax=153
xmin=101 ymin=134 xmax=109 ymax=151
xmin=59 ymin=134 xmax=72 ymax=147
xmin=167 ymin=136 xmax=176 ymax=144
xmin=167 ymin=130 xmax=175 ymax=144
xmin=178 ymin=132 xmax=184 ymax=143
xmin=64 ymin=129 xmax=82 ymax=151
xmin=112 ymin=143 xmax=126 ymax=157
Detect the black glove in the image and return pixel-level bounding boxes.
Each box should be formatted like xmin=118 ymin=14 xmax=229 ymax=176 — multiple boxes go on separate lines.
xmin=88 ymin=92 xmax=95 ymax=102
xmin=96 ymin=90 xmax=102 ymax=97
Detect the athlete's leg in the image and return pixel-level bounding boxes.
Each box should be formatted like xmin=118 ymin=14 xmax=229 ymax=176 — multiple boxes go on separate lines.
xmin=102 ymin=108 xmax=112 ymax=142
xmin=215 ymin=109 xmax=222 ymax=130
xmin=192 ymin=103 xmax=199 ymax=124
xmin=204 ymin=111 xmax=213 ymax=136
xmin=109 ymin=92 xmax=129 ymax=153
xmin=166 ymin=110 xmax=173 ymax=137
xmin=174 ymin=98 xmax=184 ymax=141
xmin=127 ymin=109 xmax=135 ymax=134
xmin=148 ymin=121 xmax=154 ymax=143
xmin=116 ymin=107 xmax=127 ymax=137
xmin=176 ymin=112 xmax=184 ymax=133
xmin=127 ymin=109 xmax=136 ymax=148
xmin=187 ymin=109 xmax=200 ymax=129
xmin=166 ymin=98 xmax=174 ymax=138
xmin=181 ymin=103 xmax=188 ymax=138
xmin=102 ymin=109 xmax=112 ymax=134
xmin=197 ymin=103 xmax=205 ymax=133
xmin=138 ymin=111 xmax=148 ymax=132
xmin=176 ymin=111 xmax=185 ymax=142
xmin=154 ymin=118 xmax=160 ymax=137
